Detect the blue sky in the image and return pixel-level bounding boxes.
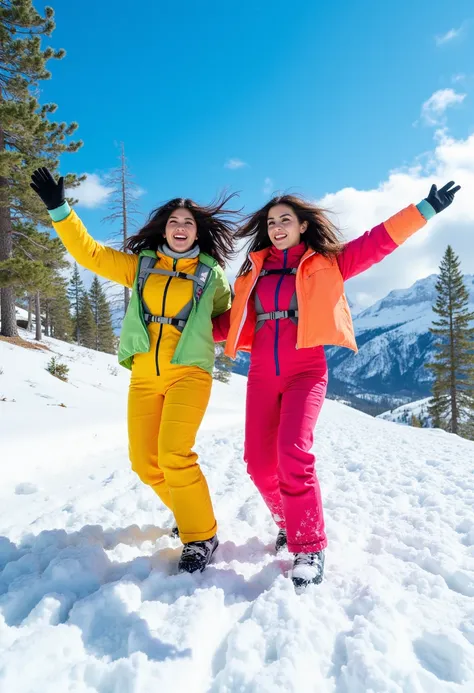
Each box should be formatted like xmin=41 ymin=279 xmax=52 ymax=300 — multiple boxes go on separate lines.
xmin=38 ymin=0 xmax=474 ymax=304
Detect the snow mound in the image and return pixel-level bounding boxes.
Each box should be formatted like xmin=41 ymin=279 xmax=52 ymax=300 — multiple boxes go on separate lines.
xmin=1 ymin=333 xmax=474 ymax=692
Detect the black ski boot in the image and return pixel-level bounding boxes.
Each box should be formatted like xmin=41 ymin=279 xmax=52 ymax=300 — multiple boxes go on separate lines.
xmin=178 ymin=535 xmax=219 ymax=574
xmin=275 ymin=528 xmax=287 ymax=553
xmin=291 ymin=551 xmax=325 ymax=592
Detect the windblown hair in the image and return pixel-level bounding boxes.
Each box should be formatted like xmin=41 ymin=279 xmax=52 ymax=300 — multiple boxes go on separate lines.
xmin=235 ymin=193 xmax=345 ymax=276
xmin=125 ymin=192 xmax=240 ymax=267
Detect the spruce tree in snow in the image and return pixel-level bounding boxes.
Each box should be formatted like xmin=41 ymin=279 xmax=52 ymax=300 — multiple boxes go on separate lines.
xmin=88 ymin=276 xmax=116 ymax=353
xmin=10 ymin=224 xmax=70 ymax=340
xmin=0 ymin=1 xmax=82 ymax=337
xmin=68 ymin=263 xmax=85 ymax=342
xmin=411 ymin=414 xmax=422 ymax=428
xmin=77 ymin=292 xmax=95 ymax=349
xmin=426 ymin=246 xmax=474 ymax=437
xmin=0 ymin=222 xmax=63 ymax=339
xmin=45 ymin=276 xmax=72 ymax=341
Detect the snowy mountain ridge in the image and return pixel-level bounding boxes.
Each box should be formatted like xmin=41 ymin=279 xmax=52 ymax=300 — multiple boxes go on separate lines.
xmin=232 ymin=274 xmax=474 ymax=412
xmin=326 ymin=273 xmax=474 ymax=408
xmin=1 ymin=333 xmax=474 ymax=691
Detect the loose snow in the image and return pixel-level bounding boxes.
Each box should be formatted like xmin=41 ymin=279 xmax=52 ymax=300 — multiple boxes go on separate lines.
xmin=1 ymin=332 xmax=473 ymax=692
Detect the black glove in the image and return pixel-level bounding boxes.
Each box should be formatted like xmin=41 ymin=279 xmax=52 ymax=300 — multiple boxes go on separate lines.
xmin=425 ymin=181 xmax=461 ymax=214
xmin=30 ymin=167 xmax=65 ymax=210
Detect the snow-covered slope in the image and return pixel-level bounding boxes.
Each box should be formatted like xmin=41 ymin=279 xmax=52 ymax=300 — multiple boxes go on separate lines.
xmin=1 ymin=334 xmax=474 ymax=692
xmin=326 ymin=274 xmax=474 ymax=409
xmin=378 ymin=398 xmax=432 ymax=427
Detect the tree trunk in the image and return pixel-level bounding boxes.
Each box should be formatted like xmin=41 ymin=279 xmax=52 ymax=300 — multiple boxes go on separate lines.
xmin=45 ymin=300 xmax=51 ymax=337
xmin=121 ymin=143 xmax=130 ymax=315
xmin=0 ymin=119 xmax=18 ymax=337
xmin=448 ymin=278 xmax=458 ymax=434
xmin=27 ymin=295 xmax=33 ymax=331
xmin=0 ymin=194 xmax=17 ymax=337
xmin=35 ymin=291 xmax=42 ymax=341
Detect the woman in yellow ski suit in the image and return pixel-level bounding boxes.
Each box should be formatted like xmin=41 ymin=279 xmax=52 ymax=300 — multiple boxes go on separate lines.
xmin=31 ymin=168 xmax=235 ymax=573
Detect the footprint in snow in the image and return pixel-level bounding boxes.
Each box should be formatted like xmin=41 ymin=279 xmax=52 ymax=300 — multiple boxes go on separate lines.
xmin=413 ymin=632 xmax=471 ymax=684
xmin=14 ymin=482 xmax=38 ymax=495
xmin=425 ymin=459 xmax=441 ymax=467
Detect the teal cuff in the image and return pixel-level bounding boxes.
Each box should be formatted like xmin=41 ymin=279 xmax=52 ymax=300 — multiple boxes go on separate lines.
xmin=48 ymin=201 xmax=71 ymax=222
xmin=416 ymin=199 xmax=436 ymax=221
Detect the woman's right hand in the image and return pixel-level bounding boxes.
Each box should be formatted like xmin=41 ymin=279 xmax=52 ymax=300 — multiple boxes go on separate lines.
xmin=30 ymin=167 xmax=65 ymax=210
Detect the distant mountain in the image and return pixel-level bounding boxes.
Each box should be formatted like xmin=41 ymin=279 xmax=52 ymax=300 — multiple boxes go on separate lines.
xmin=228 ymin=274 xmax=474 ymax=416
xmin=325 ymin=274 xmax=474 ymax=413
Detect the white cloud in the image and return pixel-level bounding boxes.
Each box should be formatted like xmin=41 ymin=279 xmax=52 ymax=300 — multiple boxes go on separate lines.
xmin=67 ymin=174 xmax=115 ymax=209
xmin=224 ymin=158 xmax=248 ymax=170
xmin=226 ymin=134 xmax=472 ymax=305
xmin=420 ymin=89 xmax=466 ymax=126
xmin=317 ymin=130 xmax=473 ymax=307
xmin=435 ymin=27 xmax=463 ymax=45
xmin=452 ymin=73 xmax=466 ymax=83
xmin=263 ymin=177 xmax=274 ymax=195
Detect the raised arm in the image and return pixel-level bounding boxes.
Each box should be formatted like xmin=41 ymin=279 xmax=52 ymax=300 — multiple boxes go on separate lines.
xmin=31 ymin=168 xmax=138 ymax=288
xmin=337 ymin=182 xmax=460 ymax=281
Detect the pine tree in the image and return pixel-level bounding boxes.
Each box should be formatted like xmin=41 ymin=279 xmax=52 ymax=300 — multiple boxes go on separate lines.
xmin=426 ymin=246 xmax=474 ymax=436
xmin=77 ymin=292 xmax=95 ymax=349
xmin=27 ymin=294 xmax=33 ymax=331
xmin=88 ymin=276 xmax=116 ymax=353
xmin=411 ymin=414 xmax=422 ymax=428
xmin=102 ymin=142 xmax=141 ymax=316
xmin=213 ymin=343 xmax=233 ymax=384
xmin=45 ymin=276 xmax=72 ymax=341
xmin=6 ymin=222 xmax=70 ymax=340
xmin=68 ymin=263 xmax=85 ymax=342
xmin=0 ymin=1 xmax=82 ymax=337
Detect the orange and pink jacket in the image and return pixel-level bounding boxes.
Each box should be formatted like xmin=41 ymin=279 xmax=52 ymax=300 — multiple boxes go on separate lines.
xmin=214 ymin=203 xmax=432 ymax=363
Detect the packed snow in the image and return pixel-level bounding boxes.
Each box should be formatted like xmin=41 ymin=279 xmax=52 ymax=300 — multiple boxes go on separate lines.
xmin=1 ymin=332 xmax=474 ymax=692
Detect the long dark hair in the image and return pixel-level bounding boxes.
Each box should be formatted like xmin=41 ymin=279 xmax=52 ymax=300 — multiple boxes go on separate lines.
xmin=236 ymin=193 xmax=345 ymax=276
xmin=125 ymin=192 xmax=240 ymax=267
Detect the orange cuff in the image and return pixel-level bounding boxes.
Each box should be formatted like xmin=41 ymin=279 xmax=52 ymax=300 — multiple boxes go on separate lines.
xmin=383 ymin=204 xmax=427 ymax=246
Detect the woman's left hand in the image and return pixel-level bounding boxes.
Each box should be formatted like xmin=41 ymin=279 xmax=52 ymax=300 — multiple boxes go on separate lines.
xmin=425 ymin=181 xmax=461 ymax=214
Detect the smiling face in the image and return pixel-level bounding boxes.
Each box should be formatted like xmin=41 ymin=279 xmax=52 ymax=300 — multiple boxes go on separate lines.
xmin=164 ymin=207 xmax=198 ymax=253
xmin=267 ymin=203 xmax=308 ymax=250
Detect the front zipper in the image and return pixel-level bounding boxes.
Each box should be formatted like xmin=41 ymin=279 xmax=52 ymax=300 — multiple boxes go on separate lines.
xmin=274 ymin=249 xmax=287 ymax=376
xmin=155 ymin=258 xmax=177 ymax=376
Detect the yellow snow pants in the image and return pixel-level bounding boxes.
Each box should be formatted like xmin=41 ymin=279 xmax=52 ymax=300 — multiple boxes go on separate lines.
xmin=128 ymin=367 xmax=216 ymax=544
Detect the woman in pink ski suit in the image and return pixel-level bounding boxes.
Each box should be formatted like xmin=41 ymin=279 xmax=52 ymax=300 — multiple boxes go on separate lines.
xmin=215 ymin=182 xmax=460 ymax=590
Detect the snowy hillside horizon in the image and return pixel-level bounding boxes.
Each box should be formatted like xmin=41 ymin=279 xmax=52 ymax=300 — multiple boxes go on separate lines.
xmin=1 ymin=333 xmax=474 ymax=691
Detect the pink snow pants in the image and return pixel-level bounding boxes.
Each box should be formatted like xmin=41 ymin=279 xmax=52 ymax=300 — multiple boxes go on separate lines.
xmin=245 ymin=358 xmax=328 ymax=553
